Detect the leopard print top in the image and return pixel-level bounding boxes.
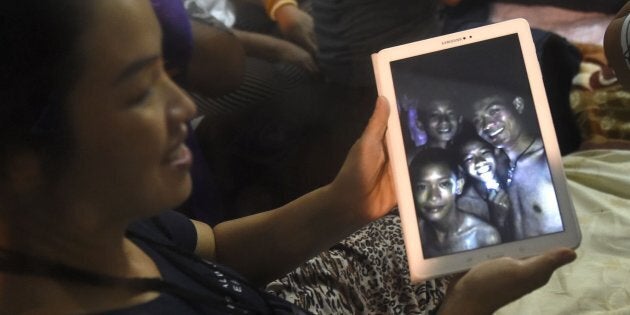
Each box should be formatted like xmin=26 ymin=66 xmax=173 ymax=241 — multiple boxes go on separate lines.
xmin=267 ymin=213 xmax=450 ymax=314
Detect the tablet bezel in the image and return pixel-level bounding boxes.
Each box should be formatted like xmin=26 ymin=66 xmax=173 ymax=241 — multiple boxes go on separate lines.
xmin=371 ymin=18 xmax=581 ymax=282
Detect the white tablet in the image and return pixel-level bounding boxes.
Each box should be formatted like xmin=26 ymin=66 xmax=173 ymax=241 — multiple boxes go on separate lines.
xmin=371 ymin=19 xmax=581 ymax=282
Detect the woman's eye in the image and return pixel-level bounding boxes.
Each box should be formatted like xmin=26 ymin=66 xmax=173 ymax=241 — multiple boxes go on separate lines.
xmin=128 ymin=88 xmax=153 ymax=106
xmin=127 ymin=65 xmax=163 ymax=106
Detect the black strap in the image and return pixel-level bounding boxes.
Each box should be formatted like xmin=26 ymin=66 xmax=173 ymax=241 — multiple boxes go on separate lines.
xmin=0 ymin=230 xmax=311 ymax=315
xmin=0 ymin=247 xmax=250 ymax=314
xmin=126 ymin=229 xmax=311 ymax=315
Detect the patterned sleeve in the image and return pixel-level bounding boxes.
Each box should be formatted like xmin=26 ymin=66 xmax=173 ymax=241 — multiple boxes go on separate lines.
xmin=266 ymin=213 xmax=450 ymax=315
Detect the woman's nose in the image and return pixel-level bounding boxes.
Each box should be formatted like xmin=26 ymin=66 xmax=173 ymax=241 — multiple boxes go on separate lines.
xmin=166 ymin=79 xmax=197 ymax=123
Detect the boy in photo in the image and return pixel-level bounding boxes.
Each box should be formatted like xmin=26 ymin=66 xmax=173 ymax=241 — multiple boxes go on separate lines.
xmin=410 ymin=148 xmax=501 ymax=257
xmin=472 ymin=92 xmax=563 ymax=239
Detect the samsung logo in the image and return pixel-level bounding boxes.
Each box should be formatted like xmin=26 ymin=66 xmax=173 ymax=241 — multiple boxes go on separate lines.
xmin=442 ymin=37 xmax=464 ymax=45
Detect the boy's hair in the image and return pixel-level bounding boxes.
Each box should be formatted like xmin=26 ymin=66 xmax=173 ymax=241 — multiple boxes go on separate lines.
xmin=451 ymin=122 xmax=493 ymax=161
xmin=409 ymin=147 xmax=461 ymax=184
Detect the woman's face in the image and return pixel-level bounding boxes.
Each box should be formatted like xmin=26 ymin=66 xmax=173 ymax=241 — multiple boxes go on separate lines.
xmin=426 ymin=101 xmax=460 ymax=144
xmin=460 ymin=140 xmax=497 ymax=182
xmin=61 ymin=0 xmax=196 ymax=216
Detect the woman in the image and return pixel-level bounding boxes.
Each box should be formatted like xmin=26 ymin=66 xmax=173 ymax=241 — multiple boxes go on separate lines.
xmin=0 ymin=1 xmax=575 ymax=314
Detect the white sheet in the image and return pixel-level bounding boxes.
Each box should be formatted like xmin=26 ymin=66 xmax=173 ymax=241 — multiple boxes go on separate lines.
xmin=497 ymin=149 xmax=630 ymax=314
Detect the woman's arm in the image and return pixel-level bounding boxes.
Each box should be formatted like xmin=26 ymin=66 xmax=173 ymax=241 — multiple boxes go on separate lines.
xmin=195 ymin=97 xmax=394 ymax=286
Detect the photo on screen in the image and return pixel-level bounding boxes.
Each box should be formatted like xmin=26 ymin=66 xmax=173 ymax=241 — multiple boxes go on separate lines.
xmin=389 ymin=34 xmax=565 ymax=259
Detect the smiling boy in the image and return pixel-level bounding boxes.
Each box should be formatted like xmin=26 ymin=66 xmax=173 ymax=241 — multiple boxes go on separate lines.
xmin=410 ymin=148 xmax=500 ymax=258
xmin=472 ymin=93 xmax=563 ymax=240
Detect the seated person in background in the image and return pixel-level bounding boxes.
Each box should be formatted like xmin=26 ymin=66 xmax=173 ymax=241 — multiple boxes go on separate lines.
xmin=298 ymin=0 xmax=460 ymax=85
xmin=472 ymin=92 xmax=563 ymax=240
xmin=0 ymin=1 xmax=576 ymax=314
xmin=454 ymin=130 xmax=514 ymax=241
xmin=261 ymin=0 xmax=583 ymax=155
xmin=185 ymin=0 xmax=318 ymax=73
xmin=410 ymin=148 xmax=501 ymax=258
xmin=152 ymin=0 xmax=246 ymax=97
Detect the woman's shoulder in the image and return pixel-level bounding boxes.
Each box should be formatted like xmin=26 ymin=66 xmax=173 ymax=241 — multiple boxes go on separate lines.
xmin=127 ymin=210 xmax=197 ymax=253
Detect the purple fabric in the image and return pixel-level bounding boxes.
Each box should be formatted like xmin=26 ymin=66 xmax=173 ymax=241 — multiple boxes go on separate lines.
xmin=151 ymin=0 xmax=193 ymax=82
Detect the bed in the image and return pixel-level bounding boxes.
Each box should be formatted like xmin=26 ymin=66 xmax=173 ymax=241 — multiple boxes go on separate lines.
xmin=264 ymin=2 xmax=630 ymax=314
xmin=496 ymin=4 xmax=630 ymax=313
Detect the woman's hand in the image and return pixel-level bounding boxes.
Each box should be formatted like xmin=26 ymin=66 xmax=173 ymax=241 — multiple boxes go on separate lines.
xmin=438 ymin=248 xmax=577 ymax=315
xmin=328 ymin=96 xmax=396 ymax=224
xmin=274 ymin=5 xmax=317 ymax=55
xmin=212 ymin=97 xmax=395 ymax=284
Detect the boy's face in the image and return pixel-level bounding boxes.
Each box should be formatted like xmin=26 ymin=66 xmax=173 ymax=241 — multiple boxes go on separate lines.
xmin=426 ymin=101 xmax=460 ymax=143
xmin=413 ymin=162 xmax=460 ymax=223
xmin=473 ymin=97 xmax=522 ymax=149
xmin=461 ymin=139 xmax=497 ymax=182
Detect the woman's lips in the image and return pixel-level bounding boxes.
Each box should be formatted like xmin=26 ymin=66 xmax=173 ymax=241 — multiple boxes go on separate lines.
xmin=165 ymin=143 xmax=192 ymax=169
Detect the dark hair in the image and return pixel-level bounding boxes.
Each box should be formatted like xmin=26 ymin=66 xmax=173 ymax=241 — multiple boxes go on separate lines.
xmin=469 ymin=91 xmax=539 ymax=138
xmin=409 ymin=147 xmax=461 ymax=185
xmin=1 ymin=2 xmax=93 ymax=178
xmin=451 ymin=122 xmax=492 ymax=161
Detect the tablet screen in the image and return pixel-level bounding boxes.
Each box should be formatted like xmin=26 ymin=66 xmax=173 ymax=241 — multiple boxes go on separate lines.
xmin=388 ymin=33 xmax=564 ymax=259
xmin=373 ymin=19 xmax=580 ymax=281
